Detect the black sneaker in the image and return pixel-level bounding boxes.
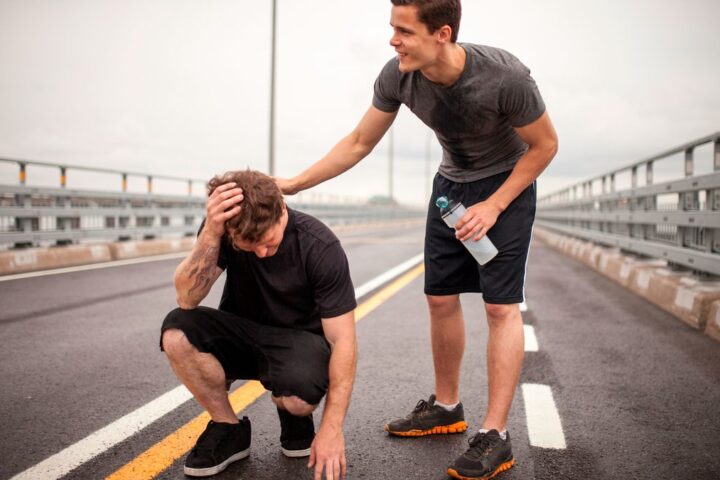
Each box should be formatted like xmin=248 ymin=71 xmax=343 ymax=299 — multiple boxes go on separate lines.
xmin=384 ymin=394 xmax=468 ymax=437
xmin=447 ymin=430 xmax=515 ymax=480
xmin=184 ymin=417 xmax=251 ymax=477
xmin=277 ymin=407 xmax=315 ymax=457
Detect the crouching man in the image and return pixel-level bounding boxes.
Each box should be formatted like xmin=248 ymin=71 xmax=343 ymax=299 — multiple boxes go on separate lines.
xmin=160 ymin=169 xmax=357 ymax=479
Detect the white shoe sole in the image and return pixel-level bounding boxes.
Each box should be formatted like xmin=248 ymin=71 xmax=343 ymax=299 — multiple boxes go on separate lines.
xmin=281 ymin=446 xmax=311 ymax=458
xmin=183 ymin=448 xmax=250 ymax=477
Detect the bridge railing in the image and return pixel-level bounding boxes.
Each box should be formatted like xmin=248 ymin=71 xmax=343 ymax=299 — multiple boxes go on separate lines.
xmin=0 ymin=158 xmax=422 ymax=249
xmin=536 ymin=132 xmax=720 ymax=276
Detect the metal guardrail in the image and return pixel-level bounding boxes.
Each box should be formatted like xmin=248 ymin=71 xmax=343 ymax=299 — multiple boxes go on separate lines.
xmin=0 ymin=159 xmax=423 ymax=248
xmin=536 ymin=132 xmax=720 ymax=276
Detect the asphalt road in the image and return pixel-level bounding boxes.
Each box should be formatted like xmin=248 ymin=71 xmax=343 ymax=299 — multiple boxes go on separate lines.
xmin=1 ymin=222 xmax=719 ymax=480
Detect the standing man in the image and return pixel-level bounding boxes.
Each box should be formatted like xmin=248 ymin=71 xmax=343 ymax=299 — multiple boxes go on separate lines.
xmin=161 ymin=170 xmax=357 ymax=479
xmin=276 ymin=1 xmax=558 ymax=478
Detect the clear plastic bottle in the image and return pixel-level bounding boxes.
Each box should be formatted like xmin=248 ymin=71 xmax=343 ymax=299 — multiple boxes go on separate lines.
xmin=436 ymin=196 xmax=498 ymax=265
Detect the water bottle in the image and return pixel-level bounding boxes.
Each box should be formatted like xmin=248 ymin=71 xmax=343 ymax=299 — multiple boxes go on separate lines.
xmin=436 ymin=196 xmax=498 ymax=265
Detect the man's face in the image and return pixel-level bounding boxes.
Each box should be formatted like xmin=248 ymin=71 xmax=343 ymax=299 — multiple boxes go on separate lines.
xmin=389 ymin=5 xmax=440 ymax=73
xmin=229 ymin=209 xmax=287 ymax=258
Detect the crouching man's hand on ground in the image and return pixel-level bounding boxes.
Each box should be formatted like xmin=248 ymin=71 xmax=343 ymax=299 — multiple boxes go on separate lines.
xmin=308 ymin=426 xmax=346 ymax=480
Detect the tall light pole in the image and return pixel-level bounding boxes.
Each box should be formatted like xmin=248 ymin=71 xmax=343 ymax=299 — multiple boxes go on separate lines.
xmin=268 ymin=0 xmax=277 ymax=176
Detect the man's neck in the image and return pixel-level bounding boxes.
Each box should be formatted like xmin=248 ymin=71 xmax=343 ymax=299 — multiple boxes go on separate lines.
xmin=420 ymin=43 xmax=466 ymax=87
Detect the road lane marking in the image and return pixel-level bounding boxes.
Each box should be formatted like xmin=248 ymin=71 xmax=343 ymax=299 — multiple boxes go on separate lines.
xmin=524 ymin=325 xmax=539 ymax=352
xmin=9 ymin=386 xmax=194 ymax=480
xmin=106 ymin=382 xmax=266 ymax=480
xmin=521 ymin=383 xmax=567 ymax=449
xmin=354 ymin=252 xmax=423 ymax=299
xmin=0 ymin=252 xmax=189 ymax=282
xmin=106 ymin=258 xmax=425 ymax=479
xmin=355 ymin=263 xmax=424 ymax=321
xmin=7 ymin=253 xmax=424 ymax=480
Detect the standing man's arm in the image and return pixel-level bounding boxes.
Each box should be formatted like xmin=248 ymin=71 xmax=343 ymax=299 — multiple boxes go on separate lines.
xmin=277 ymin=106 xmax=397 ymax=195
xmin=174 ymin=182 xmax=244 ymax=308
xmin=309 ymin=311 xmax=357 ymax=480
xmin=454 ymin=111 xmax=559 ymax=242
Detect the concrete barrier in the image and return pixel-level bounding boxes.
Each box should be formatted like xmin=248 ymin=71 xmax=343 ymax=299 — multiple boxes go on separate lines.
xmin=0 ymin=219 xmax=424 ymax=276
xmin=331 ymin=218 xmax=425 ymax=234
xmin=670 ymin=277 xmax=720 ymax=330
xmin=534 ymin=227 xmax=720 ymax=341
xmin=0 ymin=238 xmax=196 ymax=275
xmin=108 ymin=238 xmax=195 ymax=260
xmin=705 ymin=301 xmax=720 ymax=341
xmin=0 ymin=244 xmax=113 ymax=275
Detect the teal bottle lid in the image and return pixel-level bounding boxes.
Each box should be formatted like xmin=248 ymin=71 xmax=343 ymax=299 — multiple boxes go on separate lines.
xmin=435 ymin=196 xmax=449 ymax=209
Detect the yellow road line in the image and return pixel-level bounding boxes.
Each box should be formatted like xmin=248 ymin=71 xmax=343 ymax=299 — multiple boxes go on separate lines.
xmin=106 ymin=382 xmax=266 ymax=480
xmin=105 ymin=262 xmax=424 ymax=480
xmin=354 ymin=263 xmax=424 ymax=321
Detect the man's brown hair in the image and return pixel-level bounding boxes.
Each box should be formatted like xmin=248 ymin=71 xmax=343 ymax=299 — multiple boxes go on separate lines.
xmin=391 ymin=0 xmax=461 ymax=43
xmin=206 ymin=169 xmax=284 ymax=243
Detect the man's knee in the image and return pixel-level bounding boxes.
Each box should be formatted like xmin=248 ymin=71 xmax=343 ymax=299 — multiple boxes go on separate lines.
xmin=277 ymin=395 xmax=316 ymax=416
xmin=272 ymin=366 xmax=328 ymax=409
xmin=484 ymin=302 xmax=520 ymax=325
xmin=426 ymin=294 xmax=460 ymax=316
xmin=161 ymin=328 xmax=194 ymax=357
xmin=160 ymin=307 xmax=203 ymax=353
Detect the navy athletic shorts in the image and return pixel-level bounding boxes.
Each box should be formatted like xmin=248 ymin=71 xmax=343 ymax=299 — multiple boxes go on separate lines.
xmin=424 ymin=170 xmax=536 ymax=304
xmin=160 ymin=307 xmax=331 ymax=405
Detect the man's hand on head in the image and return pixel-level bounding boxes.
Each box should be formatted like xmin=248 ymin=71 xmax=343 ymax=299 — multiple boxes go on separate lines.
xmin=205 ymin=182 xmax=243 ymax=239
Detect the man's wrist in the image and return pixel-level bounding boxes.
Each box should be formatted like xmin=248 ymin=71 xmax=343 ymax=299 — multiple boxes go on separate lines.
xmin=318 ymin=413 xmax=344 ymax=434
xmin=318 ymin=421 xmax=343 ymax=436
xmin=197 ymin=229 xmax=223 ymax=247
xmin=486 ymin=196 xmax=508 ymax=213
xmin=288 ymin=176 xmax=304 ymax=195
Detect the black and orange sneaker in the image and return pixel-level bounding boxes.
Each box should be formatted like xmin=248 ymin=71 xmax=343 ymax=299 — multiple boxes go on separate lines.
xmin=384 ymin=394 xmax=468 ymax=437
xmin=447 ymin=429 xmax=515 ymax=480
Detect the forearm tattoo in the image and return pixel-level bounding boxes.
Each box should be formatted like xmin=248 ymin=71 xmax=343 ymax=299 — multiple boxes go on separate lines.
xmin=186 ymin=245 xmax=219 ymax=297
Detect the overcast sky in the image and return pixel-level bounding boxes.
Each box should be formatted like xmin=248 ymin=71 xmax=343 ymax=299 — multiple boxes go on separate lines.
xmin=1 ymin=0 xmax=719 ymax=205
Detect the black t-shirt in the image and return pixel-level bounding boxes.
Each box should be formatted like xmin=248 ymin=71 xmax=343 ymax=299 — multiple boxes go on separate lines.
xmin=210 ymin=208 xmax=356 ymax=335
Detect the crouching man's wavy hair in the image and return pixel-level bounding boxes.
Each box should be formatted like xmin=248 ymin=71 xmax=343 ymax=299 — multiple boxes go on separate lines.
xmin=206 ymin=169 xmax=284 ymax=243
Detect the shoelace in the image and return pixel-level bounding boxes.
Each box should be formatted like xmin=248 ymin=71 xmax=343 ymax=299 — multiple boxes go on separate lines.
xmin=464 ymin=432 xmax=501 ymax=461
xmin=411 ymin=398 xmax=431 ymax=414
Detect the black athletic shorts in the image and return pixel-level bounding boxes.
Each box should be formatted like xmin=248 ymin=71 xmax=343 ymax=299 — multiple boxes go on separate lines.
xmin=160 ymin=307 xmax=331 ymax=405
xmin=424 ymin=170 xmax=536 ymax=304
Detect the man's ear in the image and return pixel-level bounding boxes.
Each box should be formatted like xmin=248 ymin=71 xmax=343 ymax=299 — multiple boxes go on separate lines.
xmin=436 ymin=25 xmax=452 ymax=44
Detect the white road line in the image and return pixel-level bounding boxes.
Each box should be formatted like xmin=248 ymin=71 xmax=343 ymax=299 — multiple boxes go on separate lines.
xmin=8 ymin=252 xmax=424 ymax=480
xmin=521 ymin=383 xmax=567 ymax=449
xmin=9 ymin=386 xmax=193 ymax=480
xmin=524 ymin=325 xmax=539 ymax=352
xmin=353 ymin=252 xmax=424 ymax=299
xmin=0 ymin=252 xmax=189 ymax=282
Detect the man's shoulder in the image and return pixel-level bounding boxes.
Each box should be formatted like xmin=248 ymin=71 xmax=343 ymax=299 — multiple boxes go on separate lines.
xmin=290 ymin=208 xmax=340 ymax=247
xmin=464 ymin=43 xmax=528 ymax=73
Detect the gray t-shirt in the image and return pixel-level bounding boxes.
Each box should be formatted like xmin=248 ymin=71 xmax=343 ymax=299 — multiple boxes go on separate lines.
xmin=373 ymin=43 xmax=546 ymax=183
